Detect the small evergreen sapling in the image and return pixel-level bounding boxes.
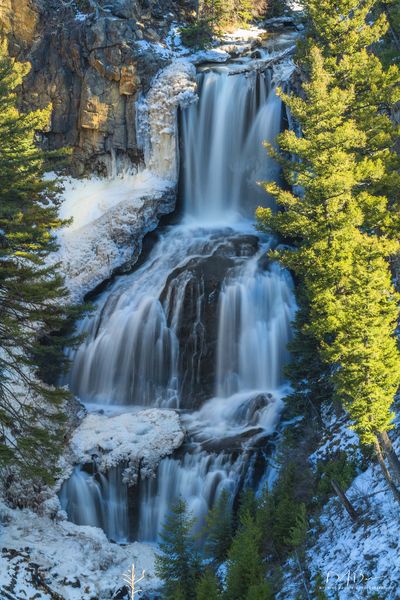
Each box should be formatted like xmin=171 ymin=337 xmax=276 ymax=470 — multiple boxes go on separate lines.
xmin=204 ymin=489 xmax=233 ymax=562
xmin=195 ymin=569 xmax=221 ymax=600
xmin=155 ymin=499 xmax=201 ymax=600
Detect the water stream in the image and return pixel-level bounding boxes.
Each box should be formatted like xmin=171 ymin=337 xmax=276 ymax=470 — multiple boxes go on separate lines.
xmin=60 ymin=56 xmax=296 ymax=543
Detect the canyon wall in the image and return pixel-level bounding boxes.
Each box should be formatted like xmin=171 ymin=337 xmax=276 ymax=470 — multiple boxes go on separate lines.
xmin=0 ymin=0 xmax=195 ymax=175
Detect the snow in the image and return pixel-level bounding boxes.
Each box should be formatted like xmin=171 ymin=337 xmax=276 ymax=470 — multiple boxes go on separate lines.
xmin=69 ymin=408 xmax=185 ymax=483
xmin=0 ymin=502 xmax=161 ymax=599
xmin=309 ymin=408 xmax=362 ymax=466
xmin=307 ymin=457 xmax=400 ymax=599
xmin=74 ymin=11 xmax=88 ymax=22
xmin=277 ymin=406 xmax=400 ymax=599
xmin=188 ymin=48 xmax=231 ymax=64
xmin=50 ymin=174 xmax=175 ymax=301
xmin=221 ymin=25 xmax=266 ymax=43
xmin=164 ymin=22 xmax=267 ymax=65
xmin=272 ymin=56 xmax=297 ymax=83
xmin=304 ymin=412 xmax=400 ymax=598
xmin=58 ymin=170 xmax=169 ymax=232
xmin=135 ymin=39 xmax=172 ymax=60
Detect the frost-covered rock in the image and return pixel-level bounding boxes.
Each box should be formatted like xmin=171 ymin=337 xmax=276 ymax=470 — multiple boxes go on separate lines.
xmin=69 ymin=408 xmax=185 ymax=483
xmin=52 ymin=171 xmax=175 ymax=301
xmin=0 ymin=502 xmax=160 ymax=599
xmin=139 ymin=60 xmax=197 ymax=181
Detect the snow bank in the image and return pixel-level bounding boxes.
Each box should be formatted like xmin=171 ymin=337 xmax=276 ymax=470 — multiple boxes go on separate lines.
xmin=307 ymin=459 xmax=400 ymax=599
xmin=277 ymin=407 xmax=400 ymax=599
xmin=0 ymin=502 xmax=161 ymax=599
xmin=51 ymin=177 xmax=175 ymax=301
xmin=70 ymin=408 xmax=185 ymax=483
xmin=58 ymin=170 xmax=169 ymax=232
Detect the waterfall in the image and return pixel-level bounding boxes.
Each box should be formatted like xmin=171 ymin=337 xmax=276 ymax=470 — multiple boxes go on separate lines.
xmin=182 ymin=68 xmax=282 ymax=222
xmin=59 ymin=465 xmax=129 ymax=543
xmin=60 ymin=61 xmax=296 ymax=543
xmin=216 ymin=260 xmax=293 ymax=398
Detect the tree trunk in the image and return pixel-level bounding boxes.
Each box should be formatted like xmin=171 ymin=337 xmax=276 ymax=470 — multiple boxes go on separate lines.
xmin=374 ymin=439 xmax=400 ymax=504
xmin=383 ymin=5 xmax=400 ymax=51
xmin=294 ymin=549 xmax=311 ymax=600
xmin=378 ymin=430 xmax=400 ymax=486
xmin=331 ymin=478 xmax=359 ymax=521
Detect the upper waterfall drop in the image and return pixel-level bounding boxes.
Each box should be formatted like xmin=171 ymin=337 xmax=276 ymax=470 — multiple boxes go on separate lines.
xmin=181 ymin=67 xmax=282 ymax=223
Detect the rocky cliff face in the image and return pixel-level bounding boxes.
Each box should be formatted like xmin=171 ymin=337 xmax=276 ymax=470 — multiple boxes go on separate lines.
xmin=0 ymin=0 xmax=195 ymax=175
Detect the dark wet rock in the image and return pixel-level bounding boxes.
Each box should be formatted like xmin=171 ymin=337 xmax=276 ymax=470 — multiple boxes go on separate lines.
xmin=157 ymin=233 xmax=260 ymax=408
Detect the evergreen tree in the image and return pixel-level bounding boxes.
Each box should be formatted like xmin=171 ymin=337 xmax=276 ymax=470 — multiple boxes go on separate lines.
xmin=312 ymin=572 xmax=328 ymax=600
xmin=285 ymin=502 xmax=307 ymax=550
xmin=155 ymin=499 xmax=201 ymax=600
xmin=196 ymin=569 xmax=221 ymax=600
xmin=257 ymin=44 xmax=400 ymax=496
xmin=236 ymin=0 xmax=254 ymax=24
xmin=303 ymin=0 xmax=400 ymax=231
xmin=284 ymin=289 xmax=334 ymax=416
xmin=0 ymin=41 xmax=76 ymax=482
xmin=257 ymin=464 xmax=308 ymax=559
xmin=224 ymin=511 xmax=266 ymax=600
xmin=246 ymin=582 xmax=273 ymax=600
xmin=237 ymin=488 xmax=258 ymax=522
xmin=204 ymin=490 xmax=233 ymax=562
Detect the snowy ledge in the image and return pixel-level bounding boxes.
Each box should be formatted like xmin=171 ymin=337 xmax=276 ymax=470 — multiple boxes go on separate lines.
xmin=51 ymin=172 xmax=176 ymax=302
xmin=69 ymin=408 xmax=185 ymax=484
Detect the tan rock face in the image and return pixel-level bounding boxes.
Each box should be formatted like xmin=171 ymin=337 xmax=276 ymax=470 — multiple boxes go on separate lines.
xmin=0 ymin=0 xmax=196 ymax=175
xmin=119 ymin=64 xmax=140 ymax=95
xmin=0 ymin=0 xmax=38 ymax=48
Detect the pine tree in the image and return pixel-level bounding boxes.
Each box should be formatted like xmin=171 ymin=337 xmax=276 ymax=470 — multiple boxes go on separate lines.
xmin=196 ymin=569 xmax=221 ymax=600
xmin=257 ymin=44 xmax=400 ymax=497
xmin=303 ymin=0 xmax=400 ymax=232
xmin=224 ymin=510 xmax=266 ymax=600
xmin=284 ymin=289 xmax=334 ymax=416
xmin=204 ymin=490 xmax=233 ymax=562
xmin=236 ymin=0 xmax=254 ymax=24
xmin=155 ymin=499 xmax=201 ymax=600
xmin=285 ymin=502 xmax=307 ymax=550
xmin=0 ymin=41 xmax=77 ymax=482
xmin=312 ymin=572 xmax=328 ymax=600
xmin=245 ymin=582 xmax=273 ymax=600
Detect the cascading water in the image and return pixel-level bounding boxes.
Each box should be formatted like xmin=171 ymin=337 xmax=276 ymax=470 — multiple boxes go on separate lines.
xmin=60 ymin=56 xmax=297 ymax=544
xmin=59 ymin=465 xmax=129 ymax=542
xmin=182 ymin=68 xmax=282 ymax=222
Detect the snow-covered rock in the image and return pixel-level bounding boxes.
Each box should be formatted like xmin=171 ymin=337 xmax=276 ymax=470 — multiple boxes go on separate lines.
xmin=0 ymin=502 xmax=160 ymax=599
xmin=69 ymin=408 xmax=185 ymax=483
xmin=52 ymin=172 xmax=175 ymax=302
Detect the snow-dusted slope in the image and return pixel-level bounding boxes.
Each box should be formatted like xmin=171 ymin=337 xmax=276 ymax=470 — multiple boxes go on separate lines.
xmin=0 ymin=502 xmax=161 ymax=599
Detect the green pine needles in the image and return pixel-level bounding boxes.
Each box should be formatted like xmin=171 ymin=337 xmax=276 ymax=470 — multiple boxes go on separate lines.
xmin=181 ymin=0 xmax=256 ymax=49
xmin=257 ymin=0 xmax=400 ymax=497
xmin=0 ymin=42 xmax=78 ymax=483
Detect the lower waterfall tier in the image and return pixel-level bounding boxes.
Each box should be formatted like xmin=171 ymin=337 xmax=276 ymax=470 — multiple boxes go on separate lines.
xmin=60 ymin=226 xmax=295 ymax=543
